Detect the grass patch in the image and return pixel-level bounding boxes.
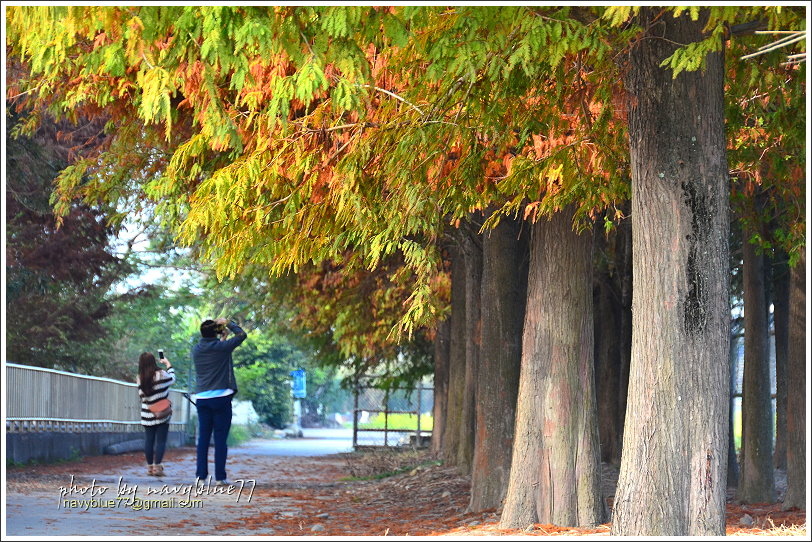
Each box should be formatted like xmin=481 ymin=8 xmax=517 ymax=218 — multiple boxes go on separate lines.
xmin=227 ymin=425 xmax=253 ymax=447
xmin=357 ymin=413 xmax=433 ymax=431
xmin=733 ymin=406 xmax=742 ymax=451
xmin=6 ymin=448 xmax=83 ymax=468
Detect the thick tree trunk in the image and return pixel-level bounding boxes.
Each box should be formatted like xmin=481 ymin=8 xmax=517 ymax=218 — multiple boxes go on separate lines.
xmin=611 ymin=8 xmax=730 ymax=536
xmin=771 ymin=253 xmax=789 ymax=470
xmin=442 ymin=246 xmax=466 ymax=465
xmin=499 ymin=208 xmax=603 ymax=528
xmin=432 ymin=317 xmax=451 ymax=456
xmin=469 ymin=212 xmax=529 ymax=512
xmin=457 ymin=218 xmax=483 ymax=474
xmin=737 ymin=225 xmax=776 ymax=504
xmin=782 ymin=251 xmax=805 ymax=510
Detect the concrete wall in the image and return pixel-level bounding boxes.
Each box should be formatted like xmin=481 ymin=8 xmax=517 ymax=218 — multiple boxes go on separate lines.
xmin=232 ymin=399 xmax=259 ymax=425
xmin=6 ymin=431 xmax=187 ymax=465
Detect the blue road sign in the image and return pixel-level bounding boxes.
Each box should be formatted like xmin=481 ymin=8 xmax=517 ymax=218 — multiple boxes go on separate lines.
xmin=290 ymin=369 xmax=306 ymax=398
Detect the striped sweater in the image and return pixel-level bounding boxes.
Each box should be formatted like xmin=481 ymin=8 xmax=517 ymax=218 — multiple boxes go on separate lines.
xmin=137 ymin=367 xmax=176 ymax=426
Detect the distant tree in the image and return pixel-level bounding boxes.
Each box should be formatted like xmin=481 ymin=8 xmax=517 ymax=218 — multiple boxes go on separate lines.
xmin=5 ymin=110 xmax=131 ymax=372
xmin=232 ymin=329 xmax=353 ymax=428
xmin=299 ymin=365 xmax=354 ymax=427
xmin=93 ymin=282 xmax=202 ymax=383
xmin=737 ymin=198 xmax=776 ymax=504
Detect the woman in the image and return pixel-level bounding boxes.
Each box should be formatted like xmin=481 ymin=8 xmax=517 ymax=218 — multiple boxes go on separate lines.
xmin=137 ymin=352 xmax=176 ymax=477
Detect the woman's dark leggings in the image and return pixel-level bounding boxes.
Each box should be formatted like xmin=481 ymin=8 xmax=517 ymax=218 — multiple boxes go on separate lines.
xmin=144 ymin=422 xmax=170 ymax=464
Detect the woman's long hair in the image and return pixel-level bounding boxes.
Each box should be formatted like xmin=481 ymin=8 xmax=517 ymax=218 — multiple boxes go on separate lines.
xmin=138 ymin=352 xmax=158 ymax=396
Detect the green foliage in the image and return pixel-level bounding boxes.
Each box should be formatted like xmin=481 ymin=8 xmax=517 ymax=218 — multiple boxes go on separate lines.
xmin=233 ymin=331 xmax=304 ymax=428
xmin=92 ymin=283 xmax=201 ymax=384
xmin=723 ymin=5 xmax=806 ymax=263
xmin=226 ymin=424 xmax=253 ymax=447
xmin=228 ymin=321 xmax=355 ymax=428
xmin=660 ymin=31 xmax=725 ymax=79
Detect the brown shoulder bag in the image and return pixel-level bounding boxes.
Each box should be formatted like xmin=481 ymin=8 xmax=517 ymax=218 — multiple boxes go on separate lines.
xmin=148 ymin=398 xmax=172 ymax=420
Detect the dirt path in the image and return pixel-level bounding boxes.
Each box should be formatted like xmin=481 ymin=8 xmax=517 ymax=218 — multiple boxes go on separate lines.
xmin=4 ymin=443 xmax=806 ymax=537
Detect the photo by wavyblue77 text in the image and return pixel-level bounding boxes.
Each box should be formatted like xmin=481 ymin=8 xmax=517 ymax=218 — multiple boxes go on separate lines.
xmin=57 ymin=475 xmax=256 ymax=510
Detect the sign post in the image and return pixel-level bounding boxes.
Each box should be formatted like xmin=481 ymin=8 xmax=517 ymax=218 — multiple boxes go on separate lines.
xmin=289 ymin=369 xmax=306 ymax=436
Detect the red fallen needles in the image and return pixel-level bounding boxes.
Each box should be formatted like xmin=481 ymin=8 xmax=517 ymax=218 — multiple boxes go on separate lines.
xmin=7 ymin=447 xmax=806 ymax=536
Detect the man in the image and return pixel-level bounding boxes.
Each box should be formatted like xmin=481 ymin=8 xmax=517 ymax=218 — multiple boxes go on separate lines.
xmin=192 ymin=317 xmax=247 ymax=485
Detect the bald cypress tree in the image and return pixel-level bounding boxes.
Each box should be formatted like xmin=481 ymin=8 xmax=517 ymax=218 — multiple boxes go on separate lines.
xmin=611 ymin=8 xmax=730 ymax=535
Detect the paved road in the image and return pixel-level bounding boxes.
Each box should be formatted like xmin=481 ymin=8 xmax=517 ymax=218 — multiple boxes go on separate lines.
xmin=241 ymin=428 xmax=355 ymax=456
xmin=4 ymin=428 xmax=415 ymax=536
xmin=241 ymin=428 xmax=415 ymax=456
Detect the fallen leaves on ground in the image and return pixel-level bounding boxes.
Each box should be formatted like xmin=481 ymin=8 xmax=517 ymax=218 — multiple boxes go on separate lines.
xmin=6 ymin=445 xmax=807 ymax=536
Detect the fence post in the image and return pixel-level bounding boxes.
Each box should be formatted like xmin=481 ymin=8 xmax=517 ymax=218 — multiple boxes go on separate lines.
xmin=353 ymin=378 xmax=359 ymax=449
xmin=384 ymin=388 xmax=389 ymax=447
xmin=416 ymin=380 xmax=422 ymax=448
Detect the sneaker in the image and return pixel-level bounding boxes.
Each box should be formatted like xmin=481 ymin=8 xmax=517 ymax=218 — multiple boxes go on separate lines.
xmin=215 ymin=479 xmax=232 ymax=486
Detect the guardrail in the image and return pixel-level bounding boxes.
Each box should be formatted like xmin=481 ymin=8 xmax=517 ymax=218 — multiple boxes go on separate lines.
xmin=5 ymin=363 xmax=190 ymax=433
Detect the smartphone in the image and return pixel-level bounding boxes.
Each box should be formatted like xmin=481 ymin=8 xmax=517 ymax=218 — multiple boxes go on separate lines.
xmin=158 ymin=350 xmax=165 ymax=360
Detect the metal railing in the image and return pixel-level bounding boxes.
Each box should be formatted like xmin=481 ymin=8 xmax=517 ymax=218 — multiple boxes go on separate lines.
xmin=352 ymin=377 xmax=433 ymax=448
xmin=5 ymin=363 xmax=190 ymax=433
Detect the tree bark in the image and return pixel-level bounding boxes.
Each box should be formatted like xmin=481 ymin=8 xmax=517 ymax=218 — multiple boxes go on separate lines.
xmin=499 ymin=208 xmax=604 ymax=528
xmin=611 ymin=8 xmax=730 ymax=536
xmin=782 ymin=250 xmax=805 ymax=510
xmin=736 ymin=225 xmax=776 ymax=504
xmin=457 ymin=217 xmax=483 ymax=474
xmin=771 ymin=252 xmax=789 ymax=470
xmin=442 ymin=245 xmax=466 ymax=465
xmin=432 ymin=317 xmax=451 ymax=456
xmin=469 ymin=211 xmax=529 ymax=512
xmin=616 ymin=214 xmax=633 ymax=466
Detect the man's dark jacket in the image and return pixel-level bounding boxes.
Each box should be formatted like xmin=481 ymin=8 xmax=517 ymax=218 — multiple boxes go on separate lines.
xmin=192 ymin=321 xmax=247 ymax=394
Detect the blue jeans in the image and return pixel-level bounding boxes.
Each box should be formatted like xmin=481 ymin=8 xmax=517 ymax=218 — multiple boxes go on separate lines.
xmin=195 ymin=394 xmax=232 ymax=481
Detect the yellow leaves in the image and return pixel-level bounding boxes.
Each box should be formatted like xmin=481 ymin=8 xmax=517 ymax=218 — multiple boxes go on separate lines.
xmin=124 ymin=15 xmax=146 ymax=64
xmin=115 ymin=77 xmax=135 ymax=98
xmin=137 ymin=65 xmax=175 ymax=139
xmin=543 ymin=163 xmax=565 ymax=196
xmin=127 ymin=15 xmax=144 ymax=35
xmin=602 ymin=6 xmax=639 ymax=27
